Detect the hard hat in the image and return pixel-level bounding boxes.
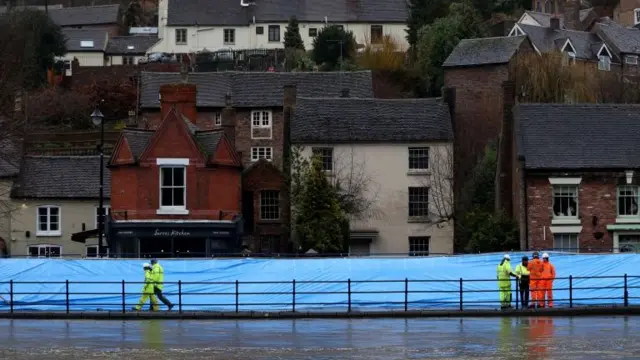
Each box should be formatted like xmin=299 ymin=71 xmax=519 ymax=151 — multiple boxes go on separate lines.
xmin=503 ymin=254 xmax=510 ymax=260
xmin=142 ymin=262 xmax=151 ymax=268
xmin=542 ymin=253 xmax=549 ymax=259
xmin=532 ymin=251 xmax=539 ymax=258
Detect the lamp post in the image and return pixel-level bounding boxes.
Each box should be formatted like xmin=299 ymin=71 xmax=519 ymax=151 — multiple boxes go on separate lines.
xmin=91 ymin=107 xmax=105 ymax=257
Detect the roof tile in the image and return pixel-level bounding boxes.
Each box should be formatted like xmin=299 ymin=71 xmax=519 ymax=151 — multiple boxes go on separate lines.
xmin=443 ymin=36 xmax=527 ymax=67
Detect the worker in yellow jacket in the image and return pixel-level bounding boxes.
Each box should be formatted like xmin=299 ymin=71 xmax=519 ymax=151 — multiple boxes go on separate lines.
xmin=497 ymin=254 xmax=519 ymax=309
xmin=515 ymin=256 xmax=531 ymax=308
xmin=133 ymin=263 xmax=158 ymax=311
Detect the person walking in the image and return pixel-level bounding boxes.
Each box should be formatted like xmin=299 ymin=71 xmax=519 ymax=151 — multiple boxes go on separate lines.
xmin=515 ymin=256 xmax=531 ymax=308
xmin=497 ymin=254 xmax=519 ymax=309
xmin=529 ymin=251 xmax=544 ymax=308
xmin=540 ymin=253 xmax=556 ymax=308
xmin=133 ymin=263 xmax=158 ymax=311
xmin=150 ymin=259 xmax=173 ymax=311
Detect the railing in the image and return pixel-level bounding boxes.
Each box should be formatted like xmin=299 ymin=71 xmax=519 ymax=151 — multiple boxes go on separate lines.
xmin=0 ymin=275 xmax=637 ymax=313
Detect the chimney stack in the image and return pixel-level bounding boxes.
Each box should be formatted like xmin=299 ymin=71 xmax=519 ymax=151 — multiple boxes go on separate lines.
xmin=283 ymin=84 xmax=297 ymax=175
xmin=550 ymin=16 xmax=560 ymax=30
xmin=159 ymin=83 xmax=198 ymax=124
xmin=221 ymin=92 xmax=236 ymax=146
xmin=340 ymin=88 xmax=350 ymax=98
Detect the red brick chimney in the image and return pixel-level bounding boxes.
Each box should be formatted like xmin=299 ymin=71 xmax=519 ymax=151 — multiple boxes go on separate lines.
xmin=159 ymin=83 xmax=197 ymax=124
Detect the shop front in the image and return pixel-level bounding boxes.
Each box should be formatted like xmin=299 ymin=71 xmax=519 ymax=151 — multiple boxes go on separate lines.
xmin=107 ymin=218 xmax=244 ymax=258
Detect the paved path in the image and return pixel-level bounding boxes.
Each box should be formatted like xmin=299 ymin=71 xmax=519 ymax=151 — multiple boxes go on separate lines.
xmin=0 ymin=316 xmax=639 ymax=359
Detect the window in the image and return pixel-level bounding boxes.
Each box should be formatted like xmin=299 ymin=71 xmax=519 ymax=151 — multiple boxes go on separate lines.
xmin=552 ymin=185 xmax=578 ymax=218
xmin=635 ymin=9 xmax=640 ymax=25
xmin=562 ymin=51 xmax=576 ymax=66
xmin=408 ymin=236 xmax=430 ymax=256
xmin=598 ymin=55 xmax=611 ymax=71
xmin=28 ymin=245 xmax=62 ymax=258
xmin=86 ymin=245 xmax=98 ymax=258
xmin=309 ymin=28 xmax=318 ymax=37
xmin=250 ymin=110 xmax=272 ymax=139
xmin=408 ymin=147 xmax=429 ymax=171
xmin=175 ymin=28 xmax=187 ymax=45
xmin=312 ymin=147 xmax=333 ymax=172
xmin=95 ymin=205 xmax=112 ymax=232
xmin=553 ymin=233 xmax=578 ymax=252
xmin=626 ymin=55 xmax=638 ymax=65
xmin=214 ymin=112 xmax=222 ymax=126
xmin=370 ymin=25 xmax=383 ymax=44
xmin=251 ymin=147 xmax=273 ymax=161
xmin=256 ymin=26 xmax=264 ymax=35
xmin=224 ymin=29 xmax=235 ymax=44
xmin=80 ymin=40 xmax=94 ymax=48
xmin=619 ymin=234 xmax=640 ymax=252
xmin=37 ymin=206 xmax=61 ymax=236
xmin=618 ymin=186 xmax=639 ymax=217
xmin=268 ymin=25 xmax=280 ymax=42
xmin=160 ymin=167 xmax=186 ymax=209
xmin=260 ymin=190 xmax=280 ymax=220
xmin=408 ymin=187 xmax=429 ymax=218
xmin=123 ymin=56 xmax=135 ymax=65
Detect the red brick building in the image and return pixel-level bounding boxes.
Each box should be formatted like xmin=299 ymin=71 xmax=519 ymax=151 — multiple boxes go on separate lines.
xmin=505 ymin=100 xmax=640 ymax=253
xmin=107 ymin=83 xmax=244 ymax=257
xmin=135 ymin=71 xmax=375 ymax=253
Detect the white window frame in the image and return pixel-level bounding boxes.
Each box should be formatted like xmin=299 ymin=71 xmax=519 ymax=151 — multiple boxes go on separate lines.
xmin=28 ymin=244 xmax=62 ymax=258
xmin=175 ymin=28 xmax=187 ymax=45
xmin=157 ymin=158 xmax=189 ymax=215
xmin=626 ymin=55 xmax=638 ymax=65
xmin=251 ymin=147 xmax=273 ymax=162
xmin=553 ymin=233 xmax=579 ymax=253
xmin=223 ymin=28 xmax=235 ymax=45
xmin=617 ymin=185 xmax=640 ymax=219
xmin=214 ymin=112 xmax=222 ymax=126
xmin=260 ymin=190 xmax=280 ymax=220
xmin=551 ymin=184 xmax=579 ymax=224
xmin=408 ymin=147 xmax=430 ymax=171
xmin=36 ymin=205 xmax=62 ymax=237
xmin=251 ymin=110 xmax=272 ymax=139
xmin=598 ymin=55 xmax=611 ymax=71
xmin=635 ymin=8 xmax=640 ymax=25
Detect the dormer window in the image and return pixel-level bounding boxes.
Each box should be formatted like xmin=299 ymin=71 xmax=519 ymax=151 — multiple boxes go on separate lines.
xmin=510 ymin=26 xmax=525 ymax=37
xmin=80 ymin=40 xmax=94 ymax=48
xmin=626 ymin=55 xmax=638 ymax=65
xmin=598 ymin=55 xmax=611 ymax=71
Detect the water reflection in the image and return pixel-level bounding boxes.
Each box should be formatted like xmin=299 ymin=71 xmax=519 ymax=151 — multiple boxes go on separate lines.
xmin=0 ymin=316 xmax=638 ymax=360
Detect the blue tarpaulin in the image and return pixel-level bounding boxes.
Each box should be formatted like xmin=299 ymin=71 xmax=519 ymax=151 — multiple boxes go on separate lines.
xmin=0 ymin=252 xmax=637 ymax=311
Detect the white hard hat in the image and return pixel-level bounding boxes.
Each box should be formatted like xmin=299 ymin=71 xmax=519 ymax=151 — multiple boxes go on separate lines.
xmin=504 ymin=254 xmax=510 ymax=260
xmin=542 ymin=253 xmax=549 ymax=259
xmin=142 ymin=262 xmax=151 ymax=268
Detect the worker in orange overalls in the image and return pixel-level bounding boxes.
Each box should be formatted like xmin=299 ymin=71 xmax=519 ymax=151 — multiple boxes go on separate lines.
xmin=528 ymin=251 xmax=544 ymax=308
xmin=540 ymin=253 xmax=556 ymax=308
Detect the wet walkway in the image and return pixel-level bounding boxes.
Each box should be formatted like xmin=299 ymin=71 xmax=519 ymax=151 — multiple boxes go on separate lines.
xmin=0 ymin=316 xmax=638 ymax=359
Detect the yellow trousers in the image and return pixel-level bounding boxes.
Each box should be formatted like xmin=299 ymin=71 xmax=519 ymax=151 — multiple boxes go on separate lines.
xmin=134 ymin=290 xmax=159 ymax=311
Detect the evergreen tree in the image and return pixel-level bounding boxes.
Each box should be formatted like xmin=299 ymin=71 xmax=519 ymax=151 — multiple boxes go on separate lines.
xmin=406 ymin=0 xmax=450 ymax=55
xmin=312 ymin=25 xmax=356 ymax=70
xmin=294 ymin=156 xmax=346 ymax=253
xmin=284 ymin=16 xmax=305 ymax=50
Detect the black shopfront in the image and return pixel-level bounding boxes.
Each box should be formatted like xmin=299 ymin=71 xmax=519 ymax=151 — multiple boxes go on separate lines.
xmin=106 ymin=218 xmax=244 ymax=258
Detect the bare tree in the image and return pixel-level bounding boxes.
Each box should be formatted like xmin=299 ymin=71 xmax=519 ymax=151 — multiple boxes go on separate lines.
xmin=423 ymin=144 xmax=454 ymax=228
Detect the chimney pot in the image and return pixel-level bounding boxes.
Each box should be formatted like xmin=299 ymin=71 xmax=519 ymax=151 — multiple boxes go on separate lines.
xmin=340 ymin=88 xmax=350 ymax=98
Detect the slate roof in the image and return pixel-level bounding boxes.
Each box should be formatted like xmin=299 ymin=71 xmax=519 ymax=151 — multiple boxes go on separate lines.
xmin=11 ymin=156 xmax=111 ymax=199
xmin=106 ymin=36 xmax=159 ymax=55
xmin=442 ymin=36 xmax=527 ymax=67
xmin=291 ymin=97 xmax=453 ymax=143
xmin=522 ymin=11 xmax=565 ymax=28
xmin=595 ymin=22 xmax=640 ymax=55
xmin=62 ymin=28 xmax=108 ymax=52
xmin=515 ymin=103 xmax=640 ymax=170
xmin=140 ymin=71 xmax=374 ymax=108
xmin=167 ymin=0 xmax=408 ymax=26
xmin=49 ymin=4 xmax=120 ymax=26
xmin=119 ymin=121 xmax=225 ymax=162
xmin=516 ymin=23 xmax=608 ymax=60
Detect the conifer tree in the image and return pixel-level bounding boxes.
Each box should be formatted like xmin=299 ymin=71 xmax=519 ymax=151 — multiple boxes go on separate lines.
xmin=284 ymin=16 xmax=305 ymax=50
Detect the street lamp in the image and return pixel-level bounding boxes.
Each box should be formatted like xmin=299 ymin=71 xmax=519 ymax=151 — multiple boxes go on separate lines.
xmin=91 ymin=107 xmax=106 ymax=257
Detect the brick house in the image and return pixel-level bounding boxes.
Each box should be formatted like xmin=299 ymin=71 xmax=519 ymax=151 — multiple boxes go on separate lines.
xmin=137 ymin=71 xmax=374 ymax=252
xmin=107 ymin=83 xmax=244 ymax=257
xmin=442 ymin=36 xmax=534 ymax=241
xmin=505 ymin=98 xmax=640 ymax=253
